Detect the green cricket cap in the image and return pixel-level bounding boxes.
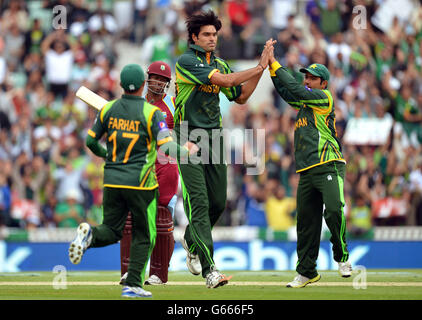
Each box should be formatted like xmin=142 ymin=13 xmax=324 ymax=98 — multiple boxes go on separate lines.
xmin=120 ymin=64 xmax=145 ymax=92
xmin=300 ymin=63 xmax=330 ymax=81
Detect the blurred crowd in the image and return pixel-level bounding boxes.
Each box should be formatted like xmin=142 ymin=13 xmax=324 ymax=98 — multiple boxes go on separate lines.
xmin=0 ymin=0 xmax=421 ymax=238
xmin=221 ymin=0 xmax=422 ymax=236
xmin=0 ymin=0 xmax=126 ymax=231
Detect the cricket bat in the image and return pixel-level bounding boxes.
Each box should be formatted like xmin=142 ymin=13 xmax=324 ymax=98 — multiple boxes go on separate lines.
xmin=75 ymin=86 xmax=109 ymax=110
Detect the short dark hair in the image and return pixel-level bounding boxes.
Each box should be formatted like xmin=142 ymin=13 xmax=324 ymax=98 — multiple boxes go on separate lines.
xmin=186 ymin=10 xmax=222 ymax=44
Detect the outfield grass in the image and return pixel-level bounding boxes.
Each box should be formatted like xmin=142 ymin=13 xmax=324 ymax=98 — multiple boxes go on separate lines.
xmin=0 ymin=270 xmax=421 ymax=300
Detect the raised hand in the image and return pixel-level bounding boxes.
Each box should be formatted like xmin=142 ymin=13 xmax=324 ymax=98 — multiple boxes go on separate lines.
xmin=268 ymin=41 xmax=276 ymax=65
xmin=264 ymin=38 xmax=277 ymax=49
xmin=258 ymin=38 xmax=277 ymax=70
xmin=258 ymin=46 xmax=270 ymax=70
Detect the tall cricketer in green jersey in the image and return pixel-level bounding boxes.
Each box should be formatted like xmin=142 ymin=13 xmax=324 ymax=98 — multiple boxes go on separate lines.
xmin=174 ymin=10 xmax=274 ymax=288
xmin=175 ymin=43 xmax=242 ymax=128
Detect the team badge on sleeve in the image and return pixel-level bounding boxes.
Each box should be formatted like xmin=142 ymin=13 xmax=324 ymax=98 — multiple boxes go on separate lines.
xmin=158 ymin=121 xmax=169 ymax=131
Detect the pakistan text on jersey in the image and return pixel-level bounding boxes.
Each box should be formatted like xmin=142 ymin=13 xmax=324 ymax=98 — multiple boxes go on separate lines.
xmin=198 ymin=84 xmax=220 ymax=94
xmin=108 ymin=117 xmax=141 ymax=132
xmin=295 ymin=117 xmax=308 ymax=130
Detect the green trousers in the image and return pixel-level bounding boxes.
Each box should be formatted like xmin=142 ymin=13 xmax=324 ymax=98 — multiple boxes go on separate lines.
xmin=90 ymin=187 xmax=157 ymax=287
xmin=175 ymin=125 xmax=227 ymax=277
xmin=296 ymin=161 xmax=349 ymax=279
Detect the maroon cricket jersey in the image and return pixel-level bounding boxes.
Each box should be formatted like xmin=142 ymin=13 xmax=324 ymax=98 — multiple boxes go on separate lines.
xmin=149 ymin=94 xmax=175 ymax=130
xmin=147 ymin=94 xmax=179 ymax=207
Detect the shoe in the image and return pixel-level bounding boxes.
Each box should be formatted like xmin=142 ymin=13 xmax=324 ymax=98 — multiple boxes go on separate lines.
xmin=144 ymin=274 xmax=164 ymax=285
xmin=119 ymin=272 xmax=127 ymax=285
xmin=69 ymin=223 xmax=92 ymax=264
xmin=286 ymin=274 xmax=321 ymax=288
xmin=121 ymin=286 xmax=152 ymax=298
xmin=181 ymin=235 xmax=201 ymax=276
xmin=205 ymin=267 xmax=232 ymax=289
xmin=339 ymin=261 xmax=352 ymax=277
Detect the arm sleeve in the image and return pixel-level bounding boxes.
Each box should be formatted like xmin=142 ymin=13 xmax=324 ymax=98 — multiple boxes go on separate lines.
xmin=216 ymin=58 xmax=242 ymax=102
xmin=150 ymin=109 xmax=173 ymax=146
xmin=85 ymin=111 xmax=107 ymax=158
xmin=270 ymin=77 xmax=301 ymax=110
xmin=271 ymin=61 xmax=333 ymax=113
xmin=86 ymin=134 xmax=107 ymax=158
xmin=161 ymin=140 xmax=190 ymax=159
xmin=150 ymin=110 xmax=190 ymax=159
xmin=270 ymin=62 xmax=301 ymax=109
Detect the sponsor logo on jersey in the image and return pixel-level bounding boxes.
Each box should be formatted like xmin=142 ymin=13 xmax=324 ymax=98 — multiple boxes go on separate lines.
xmin=198 ymin=83 xmax=220 ymax=94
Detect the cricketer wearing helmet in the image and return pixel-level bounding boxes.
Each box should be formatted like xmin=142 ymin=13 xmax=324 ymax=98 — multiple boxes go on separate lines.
xmin=267 ymin=50 xmax=352 ymax=288
xmin=120 ymin=61 xmax=179 ymax=286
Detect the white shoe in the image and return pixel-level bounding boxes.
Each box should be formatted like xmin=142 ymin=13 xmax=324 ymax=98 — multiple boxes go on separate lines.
xmin=144 ymin=274 xmax=164 ymax=285
xmin=205 ymin=267 xmax=232 ymax=289
xmin=69 ymin=223 xmax=92 ymax=264
xmin=119 ymin=272 xmax=127 ymax=285
xmin=286 ymin=274 xmax=321 ymax=288
xmin=181 ymin=236 xmax=201 ymax=276
xmin=122 ymin=286 xmax=152 ymax=298
xmin=339 ymin=261 xmax=352 ymax=277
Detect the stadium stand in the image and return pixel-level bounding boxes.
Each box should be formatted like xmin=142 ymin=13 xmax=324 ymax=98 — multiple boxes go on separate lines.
xmin=0 ymin=0 xmax=421 ymax=243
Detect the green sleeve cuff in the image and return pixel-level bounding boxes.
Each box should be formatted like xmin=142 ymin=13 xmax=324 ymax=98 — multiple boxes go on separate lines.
xmin=86 ymin=135 xmax=107 ymax=159
xmin=160 ymin=141 xmax=189 ymax=159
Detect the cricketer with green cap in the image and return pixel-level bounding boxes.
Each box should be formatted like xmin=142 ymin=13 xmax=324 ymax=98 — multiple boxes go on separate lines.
xmin=266 ymin=49 xmax=352 ymax=288
xmin=299 ymin=63 xmax=330 ymax=82
xmin=120 ymin=63 xmax=145 ymax=92
xmin=69 ymin=63 xmax=197 ymax=298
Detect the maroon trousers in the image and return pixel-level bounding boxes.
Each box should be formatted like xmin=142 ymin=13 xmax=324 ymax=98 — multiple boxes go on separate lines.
xmin=120 ymin=162 xmax=178 ymax=283
xmin=120 ymin=206 xmax=175 ymax=283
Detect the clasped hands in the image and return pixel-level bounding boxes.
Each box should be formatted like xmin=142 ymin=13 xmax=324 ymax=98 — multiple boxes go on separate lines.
xmin=258 ymin=38 xmax=277 ymax=71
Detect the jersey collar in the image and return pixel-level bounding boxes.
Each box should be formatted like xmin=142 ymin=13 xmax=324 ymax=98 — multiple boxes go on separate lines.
xmin=189 ymin=44 xmax=215 ymax=64
xmin=189 ymin=44 xmax=215 ymax=55
xmin=122 ymin=94 xmax=144 ymax=100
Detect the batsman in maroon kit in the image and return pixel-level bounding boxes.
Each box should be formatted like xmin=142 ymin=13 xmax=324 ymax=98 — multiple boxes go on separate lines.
xmin=120 ymin=61 xmax=179 ymax=285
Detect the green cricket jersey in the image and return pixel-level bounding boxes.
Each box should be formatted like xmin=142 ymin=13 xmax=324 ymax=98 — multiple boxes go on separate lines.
xmin=174 ymin=44 xmax=242 ymax=128
xmin=270 ymin=61 xmax=345 ymax=173
xmin=87 ymin=95 xmax=173 ymax=190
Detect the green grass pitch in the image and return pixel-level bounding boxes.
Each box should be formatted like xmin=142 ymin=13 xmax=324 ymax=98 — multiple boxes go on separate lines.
xmin=0 ymin=270 xmax=421 ymax=300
